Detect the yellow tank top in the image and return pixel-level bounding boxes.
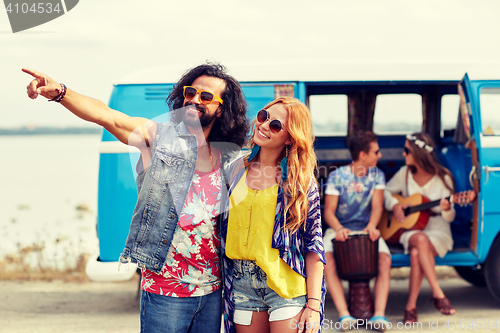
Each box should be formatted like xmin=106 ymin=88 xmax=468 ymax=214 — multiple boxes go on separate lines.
xmin=226 ymin=170 xmax=306 ymax=298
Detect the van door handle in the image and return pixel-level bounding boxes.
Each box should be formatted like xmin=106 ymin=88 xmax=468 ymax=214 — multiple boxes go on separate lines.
xmin=469 ymin=166 xmax=476 ymax=188
xmin=483 ymin=166 xmax=500 ymax=184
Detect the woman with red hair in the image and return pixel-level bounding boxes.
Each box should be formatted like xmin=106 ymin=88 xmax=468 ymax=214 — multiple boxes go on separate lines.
xmin=221 ymin=97 xmax=325 ymax=333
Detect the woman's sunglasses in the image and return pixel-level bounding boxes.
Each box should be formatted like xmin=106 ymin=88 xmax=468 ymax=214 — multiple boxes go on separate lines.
xmin=256 ymin=109 xmax=284 ymax=133
xmin=404 ymin=147 xmax=411 ymax=155
xmin=183 ymin=86 xmax=223 ymax=105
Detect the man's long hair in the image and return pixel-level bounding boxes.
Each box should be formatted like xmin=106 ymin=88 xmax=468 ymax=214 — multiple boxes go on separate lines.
xmin=166 ymin=63 xmax=249 ymax=147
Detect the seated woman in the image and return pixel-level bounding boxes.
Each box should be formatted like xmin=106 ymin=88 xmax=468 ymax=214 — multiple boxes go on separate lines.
xmin=220 ymin=97 xmax=326 ymax=333
xmin=384 ymin=133 xmax=457 ymax=324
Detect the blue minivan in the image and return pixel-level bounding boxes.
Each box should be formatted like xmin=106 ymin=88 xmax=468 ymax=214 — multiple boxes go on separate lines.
xmin=85 ymin=74 xmax=500 ymax=303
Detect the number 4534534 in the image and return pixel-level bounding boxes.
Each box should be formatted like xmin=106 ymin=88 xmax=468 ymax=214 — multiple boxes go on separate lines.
xmin=444 ymin=319 xmax=498 ymax=329
xmin=5 ymin=2 xmax=61 ymax=14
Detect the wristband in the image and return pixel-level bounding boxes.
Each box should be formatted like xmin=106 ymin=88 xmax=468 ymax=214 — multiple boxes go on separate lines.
xmin=306 ymin=304 xmax=320 ymax=313
xmin=49 ymin=83 xmax=67 ymax=103
xmin=307 ymin=297 xmax=321 ymax=303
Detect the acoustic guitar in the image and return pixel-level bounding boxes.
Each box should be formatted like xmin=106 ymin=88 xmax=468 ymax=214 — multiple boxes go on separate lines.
xmin=378 ymin=191 xmax=476 ymax=244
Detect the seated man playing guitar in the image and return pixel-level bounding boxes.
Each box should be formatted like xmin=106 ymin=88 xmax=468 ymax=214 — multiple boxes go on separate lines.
xmin=384 ymin=133 xmax=456 ymax=324
xmin=323 ymin=131 xmax=391 ymax=332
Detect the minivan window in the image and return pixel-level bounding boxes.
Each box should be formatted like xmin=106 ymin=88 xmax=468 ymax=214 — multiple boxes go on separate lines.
xmin=308 ymin=94 xmax=348 ymax=136
xmin=441 ymin=94 xmax=460 ymax=136
xmin=480 ymin=88 xmax=500 ymax=136
xmin=373 ymin=94 xmax=422 ymax=134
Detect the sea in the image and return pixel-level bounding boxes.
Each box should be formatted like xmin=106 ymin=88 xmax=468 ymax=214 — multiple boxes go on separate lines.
xmin=0 ymin=134 xmax=101 ymax=271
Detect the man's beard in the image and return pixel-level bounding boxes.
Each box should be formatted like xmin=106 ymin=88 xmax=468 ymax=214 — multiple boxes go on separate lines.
xmin=182 ymin=102 xmax=218 ymax=128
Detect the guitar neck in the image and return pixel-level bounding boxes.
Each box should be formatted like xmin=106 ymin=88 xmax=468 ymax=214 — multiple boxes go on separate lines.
xmin=405 ymin=196 xmax=451 ymax=215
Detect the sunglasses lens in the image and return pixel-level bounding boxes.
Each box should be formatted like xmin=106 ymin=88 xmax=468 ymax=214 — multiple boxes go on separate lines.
xmin=404 ymin=147 xmax=410 ymax=154
xmin=200 ymin=91 xmax=214 ymax=104
xmin=269 ymin=119 xmax=283 ymax=133
xmin=257 ymin=110 xmax=268 ymax=123
xmin=184 ymin=87 xmax=197 ymax=100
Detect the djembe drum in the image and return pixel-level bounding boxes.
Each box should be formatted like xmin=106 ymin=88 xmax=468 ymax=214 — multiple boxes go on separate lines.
xmin=333 ymin=232 xmax=378 ymax=320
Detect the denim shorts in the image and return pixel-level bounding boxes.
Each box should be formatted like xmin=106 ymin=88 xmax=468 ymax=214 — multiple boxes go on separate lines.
xmin=231 ymin=260 xmax=306 ymax=314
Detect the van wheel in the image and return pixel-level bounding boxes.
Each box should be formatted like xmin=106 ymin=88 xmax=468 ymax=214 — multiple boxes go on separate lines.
xmin=454 ymin=266 xmax=486 ymax=287
xmin=485 ymin=236 xmax=500 ymax=303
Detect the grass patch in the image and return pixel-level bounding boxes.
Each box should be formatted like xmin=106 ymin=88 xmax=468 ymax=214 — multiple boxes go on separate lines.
xmin=0 ymin=242 xmax=91 ymax=282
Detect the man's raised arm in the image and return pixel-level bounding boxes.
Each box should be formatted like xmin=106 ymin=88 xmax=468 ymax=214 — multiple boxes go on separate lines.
xmin=23 ymin=68 xmax=154 ymax=150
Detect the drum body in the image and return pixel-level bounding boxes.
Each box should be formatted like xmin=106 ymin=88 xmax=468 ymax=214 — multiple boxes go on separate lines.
xmin=333 ymin=233 xmax=378 ymax=281
xmin=332 ymin=233 xmax=379 ymax=320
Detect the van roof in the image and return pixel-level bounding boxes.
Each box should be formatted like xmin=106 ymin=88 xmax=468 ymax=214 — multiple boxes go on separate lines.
xmin=113 ymin=62 xmax=485 ymax=85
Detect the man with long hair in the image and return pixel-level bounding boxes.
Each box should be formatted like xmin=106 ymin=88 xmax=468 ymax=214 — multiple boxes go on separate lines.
xmin=23 ymin=63 xmax=249 ymax=333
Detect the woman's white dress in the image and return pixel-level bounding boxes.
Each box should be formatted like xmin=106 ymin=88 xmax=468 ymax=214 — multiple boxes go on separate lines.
xmin=384 ymin=166 xmax=455 ymax=258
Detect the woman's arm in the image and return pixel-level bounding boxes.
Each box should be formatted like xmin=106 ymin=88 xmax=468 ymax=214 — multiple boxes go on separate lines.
xmin=384 ymin=166 xmax=407 ymax=210
xmin=440 ymin=175 xmax=456 ymax=222
xmin=298 ymin=251 xmax=324 ymax=333
xmin=296 ymin=182 xmax=325 ymax=332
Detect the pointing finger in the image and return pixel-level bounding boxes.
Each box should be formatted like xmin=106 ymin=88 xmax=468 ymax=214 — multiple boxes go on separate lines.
xmin=22 ymin=68 xmax=44 ymax=79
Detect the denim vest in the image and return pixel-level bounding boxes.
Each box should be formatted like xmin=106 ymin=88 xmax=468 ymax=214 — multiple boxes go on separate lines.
xmin=120 ymin=121 xmax=241 ymax=273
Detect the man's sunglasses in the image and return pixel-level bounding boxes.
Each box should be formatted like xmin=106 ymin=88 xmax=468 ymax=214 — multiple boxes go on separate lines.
xmin=183 ymin=86 xmax=223 ymax=105
xmin=256 ymin=109 xmax=284 ymax=133
xmin=404 ymin=147 xmax=411 ymax=155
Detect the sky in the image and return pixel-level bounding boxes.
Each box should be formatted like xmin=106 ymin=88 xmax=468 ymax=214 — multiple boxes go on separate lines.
xmin=2 ymin=0 xmax=500 ymax=128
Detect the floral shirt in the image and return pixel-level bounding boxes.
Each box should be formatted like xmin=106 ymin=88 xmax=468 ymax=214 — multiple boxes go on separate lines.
xmin=325 ymin=164 xmax=385 ymax=231
xmin=141 ymin=159 xmax=222 ymax=297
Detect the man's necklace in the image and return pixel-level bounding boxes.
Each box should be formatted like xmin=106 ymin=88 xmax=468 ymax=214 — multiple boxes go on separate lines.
xmin=208 ymin=141 xmax=214 ymax=171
